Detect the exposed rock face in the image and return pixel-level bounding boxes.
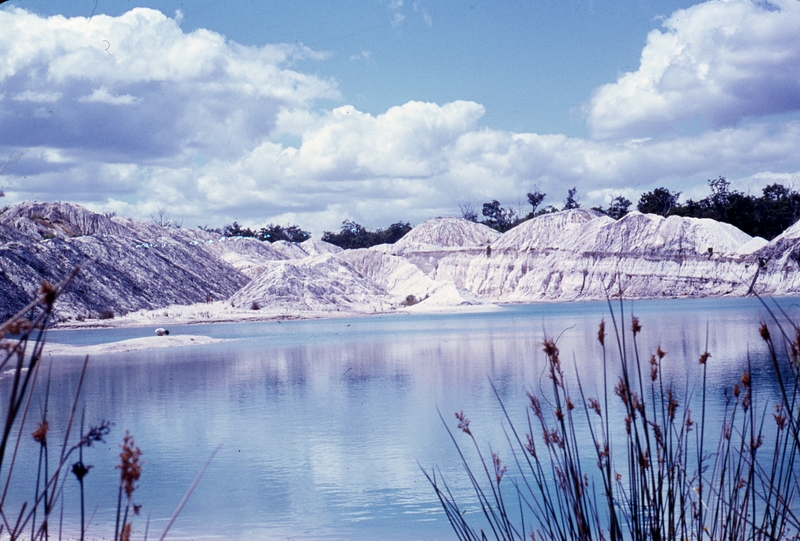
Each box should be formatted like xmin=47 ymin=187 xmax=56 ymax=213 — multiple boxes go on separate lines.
xmin=1 ymin=201 xmax=798 ymax=324
xmin=751 ymin=220 xmax=800 ymax=296
xmin=375 ymin=217 xmax=500 ymax=276
xmin=300 ymin=238 xmax=344 ymax=256
xmin=390 ymin=216 xmax=500 ymax=251
xmin=427 ymin=210 xmax=772 ymax=301
xmin=337 ymin=248 xmax=481 ymax=306
xmin=229 ymin=255 xmax=391 ymax=313
xmin=0 ymin=202 xmax=255 ymax=320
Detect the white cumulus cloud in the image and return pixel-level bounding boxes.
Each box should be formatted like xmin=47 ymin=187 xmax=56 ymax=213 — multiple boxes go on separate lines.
xmin=588 ymin=0 xmax=800 ymax=139
xmin=1 ymin=4 xmax=799 ymax=235
xmin=0 ymin=7 xmax=338 ymax=164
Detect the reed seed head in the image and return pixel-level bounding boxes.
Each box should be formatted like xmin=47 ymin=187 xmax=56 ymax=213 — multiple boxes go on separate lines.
xmin=774 ymin=404 xmax=788 ymax=430
xmin=631 ymin=393 xmax=644 ymax=416
xmin=597 ymin=319 xmax=605 ymax=346
xmin=699 ymin=351 xmax=710 ymax=365
xmin=525 ymin=433 xmax=537 ymax=459
xmin=38 ymin=279 xmax=57 ymax=307
xmin=639 ymin=450 xmax=650 ymax=470
xmin=527 ymin=392 xmax=542 ymax=419
xmin=741 ymin=371 xmax=751 ymax=388
xmin=542 ymin=340 xmax=560 ymax=372
xmin=4 ymin=318 xmax=31 ymax=336
xmin=631 ymin=317 xmax=642 ymax=336
xmin=759 ymin=322 xmax=771 ymax=342
xmin=71 ymin=460 xmax=92 ymax=481
xmin=455 ymin=411 xmax=471 ymax=436
xmin=81 ymin=420 xmax=113 ymax=448
xmin=492 ymin=452 xmax=507 ymax=485
xmin=117 ymin=430 xmax=143 ymax=499
xmin=667 ymin=389 xmax=679 ymax=421
xmin=548 ymin=429 xmax=564 ymax=448
xmin=32 ymin=420 xmax=49 ymax=446
xmin=614 ymin=378 xmax=629 ymax=407
xmin=587 ymin=398 xmax=601 ymax=416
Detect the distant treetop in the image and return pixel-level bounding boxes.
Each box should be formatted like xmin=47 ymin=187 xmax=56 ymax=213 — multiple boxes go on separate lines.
xmin=321 ymin=220 xmax=412 ymax=249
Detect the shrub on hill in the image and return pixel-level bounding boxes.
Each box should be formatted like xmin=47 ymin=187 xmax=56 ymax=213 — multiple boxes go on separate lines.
xmin=321 ymin=220 xmax=412 ymax=249
xmin=640 ymin=178 xmax=800 ymax=240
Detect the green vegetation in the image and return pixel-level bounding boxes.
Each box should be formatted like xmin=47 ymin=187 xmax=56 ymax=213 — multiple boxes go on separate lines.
xmin=662 ymin=177 xmax=800 ymax=240
xmin=321 ymin=220 xmax=412 ymax=249
xmin=217 ymin=222 xmax=311 ymax=243
xmin=464 ymin=187 xmax=629 ymax=232
xmin=425 ymin=299 xmax=800 ymax=540
xmin=199 ymin=176 xmax=800 ymax=246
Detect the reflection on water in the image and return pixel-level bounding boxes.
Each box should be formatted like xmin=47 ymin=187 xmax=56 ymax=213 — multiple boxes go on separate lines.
xmin=4 ymin=297 xmax=797 ymax=540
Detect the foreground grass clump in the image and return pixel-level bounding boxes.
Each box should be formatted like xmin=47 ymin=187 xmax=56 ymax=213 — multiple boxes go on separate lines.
xmin=0 ymin=273 xmax=213 ymax=540
xmin=425 ymin=298 xmax=800 ymax=541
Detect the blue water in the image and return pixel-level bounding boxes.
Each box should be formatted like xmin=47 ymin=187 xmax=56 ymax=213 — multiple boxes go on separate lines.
xmin=4 ymin=297 xmax=798 ymax=540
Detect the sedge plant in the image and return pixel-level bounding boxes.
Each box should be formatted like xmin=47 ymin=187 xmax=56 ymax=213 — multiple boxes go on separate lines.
xmin=425 ymin=298 xmax=800 ymax=541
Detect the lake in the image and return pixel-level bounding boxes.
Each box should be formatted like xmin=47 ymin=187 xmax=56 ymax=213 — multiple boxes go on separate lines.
xmin=5 ymin=296 xmax=798 ymax=540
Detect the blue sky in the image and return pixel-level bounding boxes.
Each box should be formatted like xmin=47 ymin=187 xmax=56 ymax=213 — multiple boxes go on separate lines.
xmin=1 ymin=0 xmax=799 ymax=234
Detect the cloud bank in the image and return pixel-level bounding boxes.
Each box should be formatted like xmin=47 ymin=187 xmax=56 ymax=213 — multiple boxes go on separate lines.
xmin=588 ymin=0 xmax=800 ymax=139
xmin=1 ymin=2 xmax=799 ymax=234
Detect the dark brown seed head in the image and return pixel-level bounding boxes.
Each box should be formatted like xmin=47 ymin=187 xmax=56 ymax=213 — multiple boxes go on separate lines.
xmin=32 ymin=421 xmax=49 ymax=446
xmin=631 ymin=317 xmax=642 ymax=336
xmin=759 ymin=322 xmax=771 ymax=342
xmin=71 ymin=461 xmax=92 ymax=481
xmin=116 ymin=431 xmax=143 ymax=499
xmin=542 ymin=339 xmax=560 ymax=369
xmin=597 ymin=319 xmax=606 ymax=346
xmin=455 ymin=411 xmax=471 ymax=436
xmin=667 ymin=390 xmax=679 ymax=422
xmin=39 ymin=280 xmax=57 ymax=306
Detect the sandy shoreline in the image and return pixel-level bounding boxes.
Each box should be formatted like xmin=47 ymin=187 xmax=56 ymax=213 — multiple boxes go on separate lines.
xmin=39 ymin=301 xmax=501 ymax=355
xmin=50 ymin=300 xmax=503 ymax=331
xmin=42 ymin=334 xmax=235 ymax=356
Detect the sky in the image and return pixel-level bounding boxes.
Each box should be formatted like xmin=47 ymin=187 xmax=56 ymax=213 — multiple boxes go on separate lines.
xmin=1 ymin=0 xmax=799 ymax=235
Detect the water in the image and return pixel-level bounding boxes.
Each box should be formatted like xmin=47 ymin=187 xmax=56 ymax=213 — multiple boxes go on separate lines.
xmin=4 ymin=297 xmax=799 ymax=540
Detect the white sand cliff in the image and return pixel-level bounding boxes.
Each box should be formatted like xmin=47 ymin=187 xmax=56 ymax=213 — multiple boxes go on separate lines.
xmin=2 ymin=202 xmax=796 ymax=332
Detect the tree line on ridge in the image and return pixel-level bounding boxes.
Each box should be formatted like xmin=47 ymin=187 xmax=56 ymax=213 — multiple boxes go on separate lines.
xmin=206 ymin=177 xmax=800 ymax=249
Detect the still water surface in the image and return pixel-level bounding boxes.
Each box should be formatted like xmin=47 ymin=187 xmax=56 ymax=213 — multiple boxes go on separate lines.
xmin=7 ymin=297 xmax=799 ymax=540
